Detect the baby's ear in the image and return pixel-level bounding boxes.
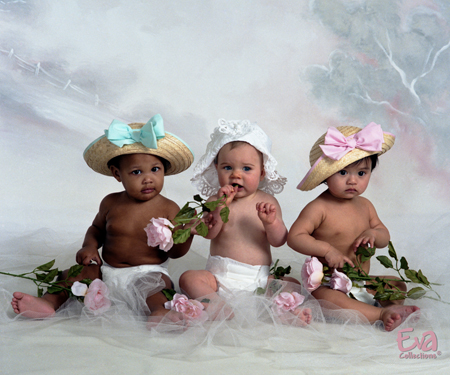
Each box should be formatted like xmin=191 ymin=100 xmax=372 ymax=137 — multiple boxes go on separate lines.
xmin=260 ymin=168 xmax=266 ymax=181
xmin=110 ymin=166 xmax=122 ymax=182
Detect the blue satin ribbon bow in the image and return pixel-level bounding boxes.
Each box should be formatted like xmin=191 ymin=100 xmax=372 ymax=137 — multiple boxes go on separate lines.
xmin=105 ymin=114 xmax=165 ymax=149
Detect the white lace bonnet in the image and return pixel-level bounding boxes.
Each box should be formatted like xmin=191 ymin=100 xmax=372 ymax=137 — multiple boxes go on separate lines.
xmin=191 ymin=119 xmax=287 ymax=196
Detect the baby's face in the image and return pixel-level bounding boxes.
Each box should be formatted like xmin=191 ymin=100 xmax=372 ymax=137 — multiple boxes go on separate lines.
xmin=215 ymin=142 xmax=264 ymax=198
xmin=110 ymin=153 xmax=164 ymax=202
xmin=326 ymin=158 xmax=372 ymax=200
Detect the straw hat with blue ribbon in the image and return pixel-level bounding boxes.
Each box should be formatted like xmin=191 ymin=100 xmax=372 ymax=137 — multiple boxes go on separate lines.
xmin=297 ymin=122 xmax=395 ymax=191
xmin=83 ymin=114 xmax=194 ymax=176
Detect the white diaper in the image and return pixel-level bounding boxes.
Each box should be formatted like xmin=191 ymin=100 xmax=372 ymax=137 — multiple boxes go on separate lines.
xmin=206 ymin=255 xmax=270 ymax=296
xmin=101 ymin=261 xmax=171 ymax=313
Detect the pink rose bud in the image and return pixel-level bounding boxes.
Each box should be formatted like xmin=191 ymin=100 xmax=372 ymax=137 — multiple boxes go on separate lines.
xmin=301 ymin=257 xmax=324 ymax=292
xmin=330 ymin=269 xmax=352 ymax=293
xmin=83 ymin=279 xmax=111 ymax=315
xmin=144 ymin=217 xmax=175 ymax=252
xmin=273 ymin=291 xmax=305 ymax=313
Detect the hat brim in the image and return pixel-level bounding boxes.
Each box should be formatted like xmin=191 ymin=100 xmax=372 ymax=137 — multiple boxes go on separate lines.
xmin=298 ymin=127 xmax=395 ymax=191
xmin=83 ymin=123 xmax=194 ymax=176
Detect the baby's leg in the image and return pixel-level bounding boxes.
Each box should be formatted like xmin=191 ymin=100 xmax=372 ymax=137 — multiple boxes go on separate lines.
xmin=11 ymin=264 xmax=101 ymax=318
xmin=366 ymin=275 xmax=407 ymax=306
xmin=179 ymin=270 xmax=233 ymax=320
xmin=313 ymin=286 xmax=419 ymax=331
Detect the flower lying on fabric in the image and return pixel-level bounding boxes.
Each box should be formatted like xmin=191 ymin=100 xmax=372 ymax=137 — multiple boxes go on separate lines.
xmin=301 ymin=257 xmax=324 ymax=292
xmin=164 ymin=293 xmax=208 ymax=321
xmin=329 ymin=270 xmax=352 ymax=294
xmin=72 ymin=279 xmax=111 ymax=315
xmin=272 ymin=291 xmax=305 ymax=313
xmin=144 ymin=217 xmax=174 ymax=251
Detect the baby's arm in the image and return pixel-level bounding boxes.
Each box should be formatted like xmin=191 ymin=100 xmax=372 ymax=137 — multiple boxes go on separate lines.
xmin=256 ymin=201 xmax=287 ymax=247
xmin=203 ymin=185 xmax=237 ymax=240
xmin=287 ymin=201 xmax=354 ymax=268
xmin=353 ymin=199 xmax=390 ymax=251
xmin=76 ymin=201 xmax=107 ymax=266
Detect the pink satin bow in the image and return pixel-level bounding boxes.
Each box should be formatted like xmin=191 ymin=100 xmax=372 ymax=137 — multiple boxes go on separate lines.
xmin=319 ymin=122 xmax=384 ymax=160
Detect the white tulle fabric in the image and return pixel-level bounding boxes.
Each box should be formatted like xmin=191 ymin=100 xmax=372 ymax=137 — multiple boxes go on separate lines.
xmin=0 ymin=230 xmax=447 ymax=371
xmin=191 ymin=119 xmax=287 ymax=196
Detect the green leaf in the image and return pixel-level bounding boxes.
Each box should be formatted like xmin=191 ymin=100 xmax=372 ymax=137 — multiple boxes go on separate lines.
xmin=407 ymin=287 xmax=426 ymax=300
xmin=376 ymin=255 xmax=393 ymax=269
xmin=37 ymin=287 xmax=44 ymax=298
xmin=388 ymin=242 xmax=398 ymax=261
xmin=174 ymin=202 xmax=191 ymax=219
xmin=172 ymin=228 xmax=191 ymax=244
xmin=204 ymin=200 xmax=220 ymax=211
xmin=254 ymin=287 xmax=266 ymax=295
xmin=389 ymin=292 xmax=407 ymax=301
xmin=356 ymin=246 xmax=375 ymax=262
xmin=36 ymin=260 xmax=56 ymax=272
xmin=195 ymin=221 xmax=208 ymax=237
xmin=47 ymin=286 xmax=65 ymax=294
xmin=162 ymin=288 xmax=176 ymax=300
xmin=35 ymin=272 xmax=47 ymax=281
xmin=193 ymin=194 xmax=204 ymax=203
xmin=220 ymin=206 xmax=230 ymax=223
xmin=417 ymin=270 xmax=430 ymax=286
xmin=400 ymin=256 xmax=409 ymax=270
xmin=405 ymin=269 xmax=421 ymax=283
xmin=42 ymin=269 xmax=59 ymax=283
xmin=374 ymin=291 xmax=392 ymax=301
xmin=67 ymin=264 xmax=84 ymax=278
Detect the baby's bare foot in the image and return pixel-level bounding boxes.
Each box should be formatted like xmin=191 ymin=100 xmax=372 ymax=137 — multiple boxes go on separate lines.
xmin=293 ymin=307 xmax=312 ymax=325
xmin=146 ymin=309 xmax=185 ymax=330
xmin=11 ymin=292 xmax=55 ymax=318
xmin=202 ymin=299 xmax=234 ymax=321
xmin=381 ymin=305 xmax=420 ymax=331
xmin=277 ymin=307 xmax=312 ymax=327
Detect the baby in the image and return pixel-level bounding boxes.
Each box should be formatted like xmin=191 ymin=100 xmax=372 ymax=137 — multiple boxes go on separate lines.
xmin=288 ymin=122 xmax=419 ymax=331
xmin=11 ymin=114 xmax=195 ymax=325
xmin=180 ymin=119 xmax=311 ymax=325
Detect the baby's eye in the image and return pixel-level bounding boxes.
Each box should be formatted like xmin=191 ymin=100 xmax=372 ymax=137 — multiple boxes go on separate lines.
xmin=151 ymin=167 xmax=160 ymax=172
xmin=131 ymin=169 xmax=142 ymax=175
xmin=338 ymin=170 xmax=347 ymax=176
xmin=358 ymin=171 xmax=366 ymax=177
xmin=243 ymin=166 xmax=251 ymax=172
xmin=224 ymin=166 xmax=232 ymax=171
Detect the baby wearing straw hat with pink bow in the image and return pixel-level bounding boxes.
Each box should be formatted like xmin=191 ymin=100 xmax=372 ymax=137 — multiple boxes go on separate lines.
xmin=287 ymin=123 xmax=420 ymax=331
xmin=11 ymin=114 xmax=196 ymax=326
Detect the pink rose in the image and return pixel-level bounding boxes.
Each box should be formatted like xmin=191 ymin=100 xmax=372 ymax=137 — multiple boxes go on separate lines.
xmin=164 ymin=293 xmax=207 ymax=321
xmin=301 ymin=257 xmax=324 ymax=292
xmin=273 ymin=291 xmax=305 ymax=313
xmin=144 ymin=217 xmax=174 ymax=252
xmin=83 ymin=279 xmax=111 ymax=315
xmin=330 ymin=269 xmax=352 ymax=293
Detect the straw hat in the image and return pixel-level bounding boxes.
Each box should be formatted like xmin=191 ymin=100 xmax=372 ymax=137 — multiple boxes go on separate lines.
xmin=297 ymin=122 xmax=395 ymax=191
xmin=83 ymin=114 xmax=194 ymax=176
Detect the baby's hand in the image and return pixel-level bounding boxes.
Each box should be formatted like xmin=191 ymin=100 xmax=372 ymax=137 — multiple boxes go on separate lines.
xmin=190 ymin=213 xmax=217 ymax=235
xmin=218 ymin=184 xmax=237 ymax=205
xmin=353 ymin=230 xmax=377 ymax=252
xmin=324 ymin=247 xmax=354 ymax=269
xmin=76 ymin=247 xmax=102 ymax=266
xmin=256 ymin=202 xmax=277 ymax=225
